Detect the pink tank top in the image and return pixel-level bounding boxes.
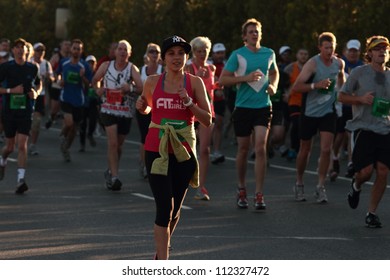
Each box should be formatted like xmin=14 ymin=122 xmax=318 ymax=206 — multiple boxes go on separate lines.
xmin=144 ymin=73 xmax=195 ymax=153
xmin=191 ymin=63 xmax=215 ymax=117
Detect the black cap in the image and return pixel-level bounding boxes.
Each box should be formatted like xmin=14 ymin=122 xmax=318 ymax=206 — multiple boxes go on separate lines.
xmin=161 ymin=35 xmax=191 ymax=59
xmin=13 ymin=37 xmax=27 ymax=48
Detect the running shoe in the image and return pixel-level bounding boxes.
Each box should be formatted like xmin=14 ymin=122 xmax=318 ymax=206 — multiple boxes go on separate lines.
xmin=104 ymin=169 xmax=112 ymax=190
xmin=365 ymin=212 xmax=382 ymax=228
xmin=315 ymin=186 xmax=328 ymax=203
xmin=194 ymin=186 xmax=210 ymax=201
xmin=111 ymin=178 xmax=122 ymax=191
xmin=293 ymin=183 xmax=306 ymax=201
xmin=62 ymin=150 xmax=71 ymax=162
xmin=254 ymin=192 xmax=266 ymax=210
xmin=211 ymin=153 xmax=225 ymax=165
xmin=29 ymin=144 xmax=39 ymax=156
xmin=286 ymin=150 xmax=297 ymax=161
xmin=347 ymin=178 xmax=360 ymax=209
xmin=138 ymin=163 xmax=148 ymax=179
xmin=236 ymin=187 xmax=248 ymax=209
xmin=279 ymin=145 xmax=289 ymax=157
xmin=143 ymin=166 xmax=148 ymax=179
xmin=345 ymin=162 xmax=354 ymax=178
xmin=329 ymin=170 xmax=338 ymax=182
xmin=15 ymin=179 xmax=28 ymax=194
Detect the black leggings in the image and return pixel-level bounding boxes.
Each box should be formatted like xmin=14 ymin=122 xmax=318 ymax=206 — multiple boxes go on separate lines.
xmin=145 ymin=151 xmax=196 ymax=227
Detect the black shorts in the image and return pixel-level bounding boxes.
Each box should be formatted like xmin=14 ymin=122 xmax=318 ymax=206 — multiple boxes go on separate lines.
xmin=232 ymin=107 xmax=272 ymax=137
xmin=288 ymin=105 xmax=301 ymax=118
xmin=2 ymin=116 xmax=32 ymax=138
xmin=49 ymin=86 xmax=61 ymax=101
xmin=100 ymin=112 xmax=132 ymax=135
xmin=271 ymin=109 xmax=284 ymax=126
xmin=136 ymin=110 xmax=151 ymax=144
xmin=34 ymin=95 xmax=45 ymax=115
xmin=60 ymin=102 xmax=84 ymax=124
xmin=213 ymin=99 xmax=226 ymax=117
xmin=299 ymin=112 xmax=337 ymax=140
xmin=352 ymin=130 xmax=390 ymax=172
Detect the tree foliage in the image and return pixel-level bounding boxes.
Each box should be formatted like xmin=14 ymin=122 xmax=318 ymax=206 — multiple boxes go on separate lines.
xmin=0 ymin=0 xmax=389 ymax=66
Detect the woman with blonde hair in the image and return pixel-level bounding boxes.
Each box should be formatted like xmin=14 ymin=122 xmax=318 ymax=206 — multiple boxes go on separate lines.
xmin=185 ymin=36 xmax=216 ymax=201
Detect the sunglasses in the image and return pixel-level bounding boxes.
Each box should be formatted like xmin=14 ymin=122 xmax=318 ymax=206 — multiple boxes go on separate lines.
xmin=148 ymin=49 xmax=160 ymax=54
xmin=370 ymin=45 xmax=389 ymax=51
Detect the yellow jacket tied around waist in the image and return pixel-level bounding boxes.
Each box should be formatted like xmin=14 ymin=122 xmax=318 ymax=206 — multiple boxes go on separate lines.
xmin=148 ymin=121 xmax=199 ymax=188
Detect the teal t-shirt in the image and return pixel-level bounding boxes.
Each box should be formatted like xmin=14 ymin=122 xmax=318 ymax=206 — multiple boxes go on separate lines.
xmin=224 ymin=46 xmax=276 ymax=108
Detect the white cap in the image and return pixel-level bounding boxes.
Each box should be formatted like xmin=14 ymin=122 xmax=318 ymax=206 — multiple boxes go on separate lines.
xmin=212 ymin=43 xmax=226 ymax=53
xmin=85 ymin=55 xmax=96 ymax=62
xmin=346 ymin=39 xmax=361 ymax=50
xmin=279 ymin=45 xmax=291 ymax=55
xmin=33 ymin=42 xmax=45 ymax=50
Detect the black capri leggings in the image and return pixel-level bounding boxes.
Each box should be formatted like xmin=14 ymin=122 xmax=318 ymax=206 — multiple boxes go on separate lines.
xmin=145 ymin=151 xmax=197 ymax=227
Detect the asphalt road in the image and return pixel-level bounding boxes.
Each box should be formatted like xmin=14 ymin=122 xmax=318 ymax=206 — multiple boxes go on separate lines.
xmin=0 ymin=118 xmax=389 ymax=260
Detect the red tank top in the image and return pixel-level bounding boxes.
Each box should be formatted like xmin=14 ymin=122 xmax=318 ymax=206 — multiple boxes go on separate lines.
xmin=191 ymin=63 xmax=215 ymax=117
xmin=144 ymin=73 xmax=195 ymax=153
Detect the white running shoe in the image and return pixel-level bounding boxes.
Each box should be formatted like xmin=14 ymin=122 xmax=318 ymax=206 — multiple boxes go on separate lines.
xmin=315 ymin=186 xmax=328 ymax=203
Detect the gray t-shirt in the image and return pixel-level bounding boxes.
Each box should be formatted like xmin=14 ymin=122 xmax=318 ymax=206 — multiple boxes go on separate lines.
xmin=340 ymin=64 xmax=390 ymax=134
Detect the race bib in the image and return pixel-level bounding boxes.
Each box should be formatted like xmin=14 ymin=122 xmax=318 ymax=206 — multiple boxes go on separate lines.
xmin=372 ymin=97 xmax=390 ymax=118
xmin=106 ymin=89 xmax=123 ymax=105
xmin=66 ymin=71 xmax=80 ymax=84
xmin=10 ymin=94 xmax=27 ymax=109
xmin=159 ymin=118 xmax=187 ymax=141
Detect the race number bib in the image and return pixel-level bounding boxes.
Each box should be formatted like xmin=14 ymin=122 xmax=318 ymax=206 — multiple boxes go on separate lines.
xmin=10 ymin=94 xmax=27 ymax=109
xmin=159 ymin=118 xmax=187 ymax=141
xmin=372 ymin=97 xmax=390 ymax=118
xmin=66 ymin=71 xmax=80 ymax=84
xmin=106 ymin=89 xmax=123 ymax=105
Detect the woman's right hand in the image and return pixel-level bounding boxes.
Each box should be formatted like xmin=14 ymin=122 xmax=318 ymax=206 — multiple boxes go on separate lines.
xmin=136 ymin=95 xmax=147 ymax=111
